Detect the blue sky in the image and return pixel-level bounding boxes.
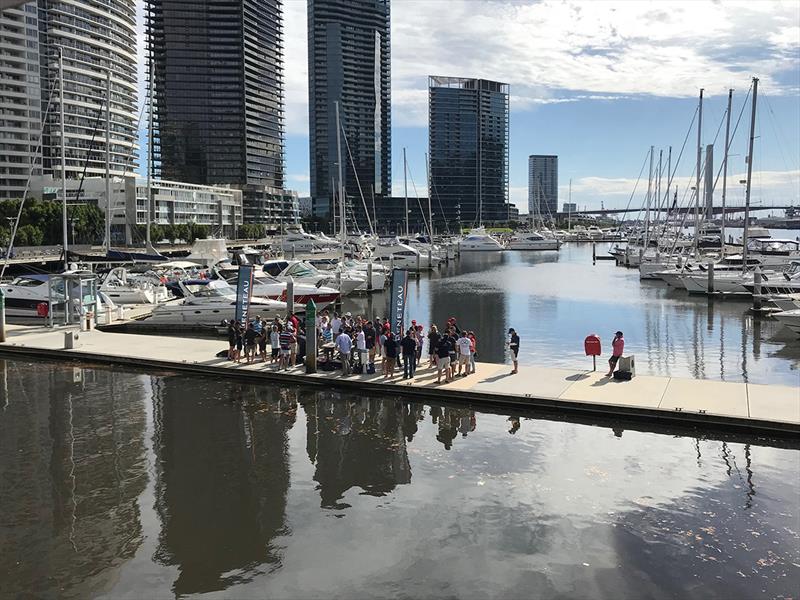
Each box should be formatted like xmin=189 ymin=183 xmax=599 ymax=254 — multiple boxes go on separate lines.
xmin=137 ymin=0 xmax=800 ymax=213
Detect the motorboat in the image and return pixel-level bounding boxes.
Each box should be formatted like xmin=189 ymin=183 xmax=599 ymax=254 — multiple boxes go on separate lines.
xmin=371 ymin=238 xmax=441 ymax=270
xmin=765 ymin=293 xmax=800 ymax=313
xmin=0 ymin=275 xmax=63 ymax=317
xmin=459 ymin=227 xmax=504 ymax=252
xmin=772 ymin=309 xmax=800 ymax=335
xmin=185 ymin=238 xmax=229 ymax=267
xmin=275 ymin=260 xmax=365 ymax=295
xmin=99 ymin=267 xmax=170 ymax=304
xmin=682 ymin=265 xmax=797 ymax=295
xmin=507 ymin=231 xmax=560 ymax=251
xmin=337 ymin=259 xmax=387 ymax=290
xmin=212 ymin=264 xmax=340 ymax=308
xmin=141 ymin=279 xmax=287 ymax=326
xmin=748 ymin=239 xmax=800 ymax=267
xmin=281 ymin=227 xmax=333 ymax=254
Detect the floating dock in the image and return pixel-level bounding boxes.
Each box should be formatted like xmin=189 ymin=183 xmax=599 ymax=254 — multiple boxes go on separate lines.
xmin=0 ymin=324 xmax=797 ymax=436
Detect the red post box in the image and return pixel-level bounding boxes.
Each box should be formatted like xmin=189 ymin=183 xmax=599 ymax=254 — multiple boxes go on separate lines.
xmin=584 ymin=334 xmax=602 ymax=371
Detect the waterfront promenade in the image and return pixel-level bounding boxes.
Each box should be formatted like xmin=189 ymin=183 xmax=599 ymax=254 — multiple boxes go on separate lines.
xmin=1 ymin=324 xmax=797 ymax=435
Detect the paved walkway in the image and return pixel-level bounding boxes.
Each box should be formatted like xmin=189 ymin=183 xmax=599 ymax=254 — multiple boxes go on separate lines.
xmin=1 ymin=325 xmax=797 ymax=434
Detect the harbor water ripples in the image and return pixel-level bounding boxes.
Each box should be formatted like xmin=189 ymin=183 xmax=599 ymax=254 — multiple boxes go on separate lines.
xmin=0 ymin=358 xmax=798 ymax=599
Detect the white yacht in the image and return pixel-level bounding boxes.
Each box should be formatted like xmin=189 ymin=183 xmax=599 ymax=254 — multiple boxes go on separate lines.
xmin=265 ymin=260 xmax=365 ymax=296
xmin=142 ymin=280 xmax=286 ymax=326
xmin=99 ymin=267 xmax=170 ymax=304
xmin=185 ymin=238 xmax=230 ymax=267
xmin=371 ymin=238 xmax=441 ymax=270
xmin=459 ymin=227 xmax=504 ymax=252
xmin=213 ymin=265 xmax=340 ymax=308
xmin=507 ymin=231 xmax=560 ymax=251
xmin=280 ymin=225 xmax=334 ymax=254
xmin=0 ymin=275 xmax=63 ymax=317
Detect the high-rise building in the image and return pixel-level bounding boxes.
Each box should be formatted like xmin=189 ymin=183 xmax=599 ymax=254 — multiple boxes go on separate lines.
xmin=0 ymin=3 xmax=42 ymax=200
xmin=428 ymin=76 xmax=510 ymax=228
xmin=308 ymin=0 xmax=391 ymax=225
xmin=528 ymin=155 xmax=558 ymax=217
xmin=39 ymin=0 xmax=139 ymax=177
xmin=147 ymin=0 xmax=285 ymax=190
xmin=0 ymin=0 xmax=138 ymax=199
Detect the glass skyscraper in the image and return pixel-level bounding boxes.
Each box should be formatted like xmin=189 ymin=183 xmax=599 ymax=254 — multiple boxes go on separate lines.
xmin=307 ymin=0 xmax=391 ymax=225
xmin=528 ymin=155 xmax=558 ymax=218
xmin=147 ymin=0 xmax=285 ymax=190
xmin=428 ymin=76 xmax=510 ymax=228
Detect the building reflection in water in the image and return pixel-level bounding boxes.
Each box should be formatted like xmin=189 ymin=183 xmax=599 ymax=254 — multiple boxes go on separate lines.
xmin=0 ymin=361 xmax=147 ymax=598
xmin=152 ymin=379 xmax=295 ymax=595
xmin=302 ymin=393 xmax=412 ymax=509
xmin=428 ymin=253 xmax=509 ymax=363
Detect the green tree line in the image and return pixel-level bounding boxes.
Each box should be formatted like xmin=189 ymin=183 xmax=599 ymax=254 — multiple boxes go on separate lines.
xmin=0 ymin=199 xmax=104 ymax=247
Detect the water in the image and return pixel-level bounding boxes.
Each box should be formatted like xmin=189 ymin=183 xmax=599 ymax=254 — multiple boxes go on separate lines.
xmin=0 ymin=359 xmax=798 ymax=599
xmin=341 ymin=242 xmax=800 ymax=385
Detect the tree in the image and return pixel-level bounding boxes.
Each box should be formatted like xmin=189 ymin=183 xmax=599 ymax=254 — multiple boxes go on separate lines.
xmin=238 ymin=223 xmax=262 ymax=239
xmin=188 ymin=223 xmax=210 ymax=242
xmin=16 ymin=224 xmax=44 ymax=247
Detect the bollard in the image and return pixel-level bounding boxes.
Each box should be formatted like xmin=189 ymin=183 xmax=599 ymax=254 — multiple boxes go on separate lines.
xmin=305 ymin=299 xmax=317 ymax=373
xmin=753 ymin=267 xmax=762 ymax=311
xmin=286 ymin=277 xmax=294 ymax=317
xmin=592 ymin=242 xmax=596 ymax=265
xmin=638 ymin=247 xmax=644 ymax=267
xmin=624 ymin=247 xmax=630 ymax=267
xmin=707 ymin=261 xmax=715 ymax=294
xmin=416 ymin=252 xmax=420 ymax=273
xmin=0 ymin=289 xmax=5 ymax=343
xmin=291 ymin=244 xmax=296 ymax=259
xmin=389 ymin=255 xmax=394 ymax=272
xmin=428 ymin=248 xmax=433 ymax=270
xmin=366 ymin=261 xmax=373 ymax=292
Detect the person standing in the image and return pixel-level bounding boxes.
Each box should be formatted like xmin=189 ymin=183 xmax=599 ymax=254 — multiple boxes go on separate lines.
xmin=227 ymin=321 xmax=237 ymax=360
xmin=456 ymin=331 xmax=472 ymax=376
xmin=508 ymin=328 xmax=520 ymax=374
xmin=365 ymin=320 xmax=376 ymax=366
xmin=435 ymin=335 xmax=452 ymax=384
xmin=427 ymin=325 xmax=441 ymax=368
xmin=355 ymin=325 xmax=368 ymax=374
xmin=270 ymin=324 xmax=280 ymax=365
xmin=279 ymin=324 xmax=295 ymax=371
xmin=468 ymin=330 xmax=477 ymax=373
xmin=606 ymin=331 xmax=625 ymax=377
xmin=335 ymin=328 xmax=353 ymax=376
xmin=383 ymin=331 xmax=398 ymax=379
xmin=401 ymin=329 xmax=418 ymax=379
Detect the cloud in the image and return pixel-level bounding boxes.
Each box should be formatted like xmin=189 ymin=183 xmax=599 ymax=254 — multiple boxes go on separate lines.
xmin=281 ymin=0 xmax=799 ymax=130
xmin=560 ymin=169 xmax=800 ymax=211
xmin=288 ymin=173 xmax=310 ymax=183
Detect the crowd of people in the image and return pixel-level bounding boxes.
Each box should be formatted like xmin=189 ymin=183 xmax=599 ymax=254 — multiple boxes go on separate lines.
xmin=316 ymin=311 xmax=519 ymax=382
xmin=224 ymin=312 xmax=628 ymax=383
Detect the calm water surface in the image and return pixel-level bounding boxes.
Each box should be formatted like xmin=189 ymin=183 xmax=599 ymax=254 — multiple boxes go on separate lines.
xmin=342 ymin=242 xmax=800 ymax=385
xmin=1 ymin=359 xmax=798 ymax=599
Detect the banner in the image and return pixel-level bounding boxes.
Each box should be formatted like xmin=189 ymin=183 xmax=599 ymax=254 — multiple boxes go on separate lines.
xmin=388 ymin=268 xmax=408 ymax=336
xmin=234 ymin=265 xmax=254 ymax=323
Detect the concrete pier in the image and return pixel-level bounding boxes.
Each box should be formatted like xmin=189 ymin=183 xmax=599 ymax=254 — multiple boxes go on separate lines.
xmin=1 ymin=325 xmax=797 ymax=435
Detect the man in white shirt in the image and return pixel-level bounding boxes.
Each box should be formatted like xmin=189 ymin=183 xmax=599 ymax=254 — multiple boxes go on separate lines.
xmin=355 ymin=325 xmax=368 ymax=374
xmin=331 ymin=312 xmax=342 ymax=338
xmin=456 ymin=331 xmax=472 ymax=376
xmin=335 ymin=329 xmax=352 ymax=376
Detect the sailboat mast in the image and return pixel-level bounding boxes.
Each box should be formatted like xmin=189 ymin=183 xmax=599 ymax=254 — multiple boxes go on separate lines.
xmin=335 ymin=101 xmax=345 ymax=262
xmin=425 ymin=152 xmax=433 ymax=237
xmin=742 ymin=78 xmax=758 ymax=268
xmin=645 ymin=145 xmax=653 ymax=245
xmin=105 ymin=70 xmax=111 ymax=253
xmin=403 ymin=147 xmax=409 ymax=236
xmin=721 ymin=88 xmax=733 ymax=251
xmin=146 ymin=60 xmax=153 ymax=249
xmin=694 ymin=88 xmax=704 ymax=254
xmin=59 ymin=48 xmax=68 ymax=271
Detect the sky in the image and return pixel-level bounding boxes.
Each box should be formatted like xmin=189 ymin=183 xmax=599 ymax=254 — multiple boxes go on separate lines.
xmin=137 ymin=0 xmax=800 ymax=214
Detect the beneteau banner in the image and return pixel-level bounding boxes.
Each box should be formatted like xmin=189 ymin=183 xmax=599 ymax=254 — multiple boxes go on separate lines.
xmin=388 ymin=268 xmax=408 ymax=336
xmin=235 ymin=265 xmax=254 ymax=323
